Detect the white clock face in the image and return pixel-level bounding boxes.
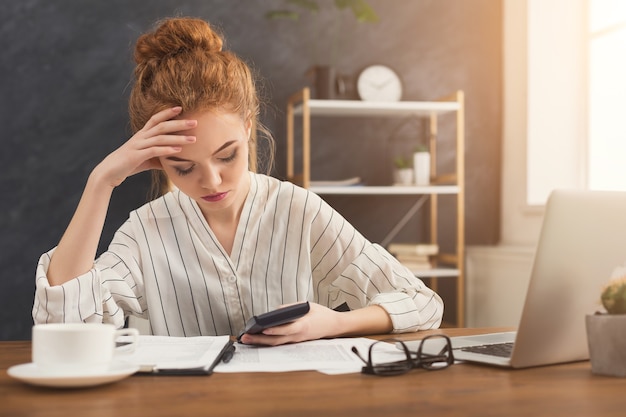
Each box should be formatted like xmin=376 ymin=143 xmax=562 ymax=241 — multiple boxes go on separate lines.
xmin=357 ymin=65 xmax=403 ymax=102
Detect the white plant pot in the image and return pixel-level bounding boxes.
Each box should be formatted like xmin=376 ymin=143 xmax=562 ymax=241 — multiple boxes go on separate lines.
xmin=586 ymin=313 xmax=626 ymax=377
xmin=393 ymin=168 xmax=413 ymax=185
xmin=413 ymin=152 xmax=430 ymax=185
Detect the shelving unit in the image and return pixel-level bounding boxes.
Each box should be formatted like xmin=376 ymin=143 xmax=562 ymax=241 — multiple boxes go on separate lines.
xmin=286 ymin=87 xmax=465 ymax=326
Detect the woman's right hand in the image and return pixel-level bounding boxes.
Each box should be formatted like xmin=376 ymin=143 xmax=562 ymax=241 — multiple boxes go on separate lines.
xmin=47 ymin=106 xmax=196 ymax=286
xmin=93 ymin=106 xmax=197 ymax=188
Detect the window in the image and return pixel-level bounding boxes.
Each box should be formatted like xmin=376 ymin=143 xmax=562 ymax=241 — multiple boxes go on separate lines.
xmin=588 ymin=0 xmax=626 ymax=191
xmin=526 ymin=0 xmax=586 ymax=205
xmin=526 ymin=0 xmax=626 ymax=205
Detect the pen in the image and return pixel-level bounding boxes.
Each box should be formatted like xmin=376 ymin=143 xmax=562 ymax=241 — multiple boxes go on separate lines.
xmin=222 ymin=343 xmax=236 ymax=363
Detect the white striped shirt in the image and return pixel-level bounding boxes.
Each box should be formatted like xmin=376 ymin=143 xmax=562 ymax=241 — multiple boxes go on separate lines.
xmin=33 ymin=172 xmax=443 ymax=336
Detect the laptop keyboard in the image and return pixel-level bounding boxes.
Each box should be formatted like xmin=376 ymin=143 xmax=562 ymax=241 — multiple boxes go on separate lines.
xmin=458 ymin=342 xmax=515 ymax=358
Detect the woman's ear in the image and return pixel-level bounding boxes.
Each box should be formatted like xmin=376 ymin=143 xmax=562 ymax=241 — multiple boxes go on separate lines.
xmin=244 ymin=116 xmax=253 ymax=140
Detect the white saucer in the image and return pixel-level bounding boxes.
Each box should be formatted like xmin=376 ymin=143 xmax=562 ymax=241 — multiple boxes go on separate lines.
xmin=7 ymin=361 xmax=140 ymax=388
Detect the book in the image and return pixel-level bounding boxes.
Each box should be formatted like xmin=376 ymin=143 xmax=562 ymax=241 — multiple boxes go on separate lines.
xmin=399 ymin=260 xmax=433 ymax=271
xmin=396 ymin=255 xmax=433 ymax=270
xmin=391 ymin=244 xmax=437 ymax=271
xmin=309 ymin=177 xmax=362 ymax=187
xmin=395 ymin=253 xmax=430 ymax=263
xmin=388 ymin=243 xmax=439 ymax=256
xmin=121 ymin=335 xmax=234 ymax=375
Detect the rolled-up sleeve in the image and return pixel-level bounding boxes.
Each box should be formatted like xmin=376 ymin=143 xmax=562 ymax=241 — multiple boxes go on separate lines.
xmin=32 ymin=220 xmax=146 ymax=328
xmin=369 ymin=283 xmax=444 ymax=333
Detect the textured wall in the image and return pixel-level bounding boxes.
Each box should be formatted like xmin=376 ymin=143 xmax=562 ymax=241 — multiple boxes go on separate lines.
xmin=0 ymin=0 xmax=502 ymax=339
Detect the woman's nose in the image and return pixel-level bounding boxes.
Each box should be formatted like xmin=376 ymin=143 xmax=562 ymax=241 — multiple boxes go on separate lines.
xmin=199 ymin=164 xmax=222 ymax=189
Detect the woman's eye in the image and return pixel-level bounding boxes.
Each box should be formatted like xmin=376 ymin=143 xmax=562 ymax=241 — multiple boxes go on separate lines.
xmin=174 ymin=165 xmax=195 ymax=176
xmin=219 ymin=149 xmax=238 ymax=163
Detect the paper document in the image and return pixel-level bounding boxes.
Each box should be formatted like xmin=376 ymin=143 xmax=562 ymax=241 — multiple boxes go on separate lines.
xmin=215 ymin=337 xmax=402 ymax=375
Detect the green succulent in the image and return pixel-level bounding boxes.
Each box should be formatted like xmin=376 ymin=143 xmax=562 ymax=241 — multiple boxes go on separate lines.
xmin=393 ymin=156 xmax=412 ymax=169
xmin=601 ymin=277 xmax=626 ymax=314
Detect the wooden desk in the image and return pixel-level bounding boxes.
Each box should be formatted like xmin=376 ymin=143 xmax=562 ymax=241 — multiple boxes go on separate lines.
xmin=2 ymin=328 xmax=625 ymax=417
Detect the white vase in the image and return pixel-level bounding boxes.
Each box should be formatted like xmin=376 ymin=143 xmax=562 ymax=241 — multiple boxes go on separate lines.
xmin=413 ymin=152 xmax=430 ymax=185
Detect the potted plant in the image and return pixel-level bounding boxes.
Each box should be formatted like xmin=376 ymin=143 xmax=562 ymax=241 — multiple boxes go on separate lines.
xmin=265 ymin=0 xmax=379 ymax=99
xmin=393 ymin=156 xmax=413 ymax=185
xmin=586 ymin=268 xmax=626 ymax=377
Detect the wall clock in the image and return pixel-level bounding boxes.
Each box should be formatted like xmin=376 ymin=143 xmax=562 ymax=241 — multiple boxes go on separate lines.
xmin=356 ymin=65 xmax=403 ymax=102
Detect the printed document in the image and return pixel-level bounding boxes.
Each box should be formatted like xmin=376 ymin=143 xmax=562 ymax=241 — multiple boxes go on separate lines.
xmin=215 ymin=337 xmax=402 ymax=375
xmin=117 ymin=336 xmax=404 ymax=375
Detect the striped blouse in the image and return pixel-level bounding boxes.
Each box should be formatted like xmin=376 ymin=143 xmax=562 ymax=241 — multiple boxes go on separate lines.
xmin=33 ymin=172 xmax=443 ymax=336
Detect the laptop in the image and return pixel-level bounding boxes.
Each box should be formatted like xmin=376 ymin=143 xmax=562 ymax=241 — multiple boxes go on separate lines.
xmin=406 ymin=189 xmax=626 ymax=368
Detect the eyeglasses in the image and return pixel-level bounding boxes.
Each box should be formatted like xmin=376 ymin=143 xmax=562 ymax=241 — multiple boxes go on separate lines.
xmin=351 ymin=334 xmax=454 ymax=376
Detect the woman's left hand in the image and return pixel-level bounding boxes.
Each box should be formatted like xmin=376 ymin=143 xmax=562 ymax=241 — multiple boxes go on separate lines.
xmin=238 ymin=302 xmax=393 ymax=346
xmin=238 ymin=302 xmax=341 ymax=346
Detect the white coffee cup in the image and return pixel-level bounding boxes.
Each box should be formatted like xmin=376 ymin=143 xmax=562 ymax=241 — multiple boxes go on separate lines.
xmin=32 ymin=323 xmax=139 ymax=375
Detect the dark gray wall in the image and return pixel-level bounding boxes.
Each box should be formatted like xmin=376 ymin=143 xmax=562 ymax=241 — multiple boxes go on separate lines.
xmin=0 ymin=0 xmax=502 ymax=340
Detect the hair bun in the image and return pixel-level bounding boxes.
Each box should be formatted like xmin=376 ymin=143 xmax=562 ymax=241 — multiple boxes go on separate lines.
xmin=134 ymin=17 xmax=223 ymax=65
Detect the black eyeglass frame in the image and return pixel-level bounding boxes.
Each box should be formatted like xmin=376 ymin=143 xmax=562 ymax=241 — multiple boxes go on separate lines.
xmin=353 ymin=334 xmax=455 ymax=376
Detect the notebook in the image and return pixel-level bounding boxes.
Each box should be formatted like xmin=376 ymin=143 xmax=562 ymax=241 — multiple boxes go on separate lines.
xmin=407 ymin=189 xmax=626 ymax=368
xmin=122 ymin=335 xmax=234 ymax=375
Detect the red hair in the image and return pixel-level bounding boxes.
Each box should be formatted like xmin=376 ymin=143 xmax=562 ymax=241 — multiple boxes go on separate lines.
xmin=128 ymin=17 xmax=272 ymax=196
xmin=129 ymin=17 xmax=257 ymax=131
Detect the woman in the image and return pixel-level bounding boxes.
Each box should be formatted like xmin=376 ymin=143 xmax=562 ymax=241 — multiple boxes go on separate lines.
xmin=33 ymin=17 xmax=443 ymax=345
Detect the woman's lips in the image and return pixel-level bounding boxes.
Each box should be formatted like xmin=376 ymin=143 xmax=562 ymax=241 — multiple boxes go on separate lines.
xmin=201 ymin=192 xmax=228 ymax=202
